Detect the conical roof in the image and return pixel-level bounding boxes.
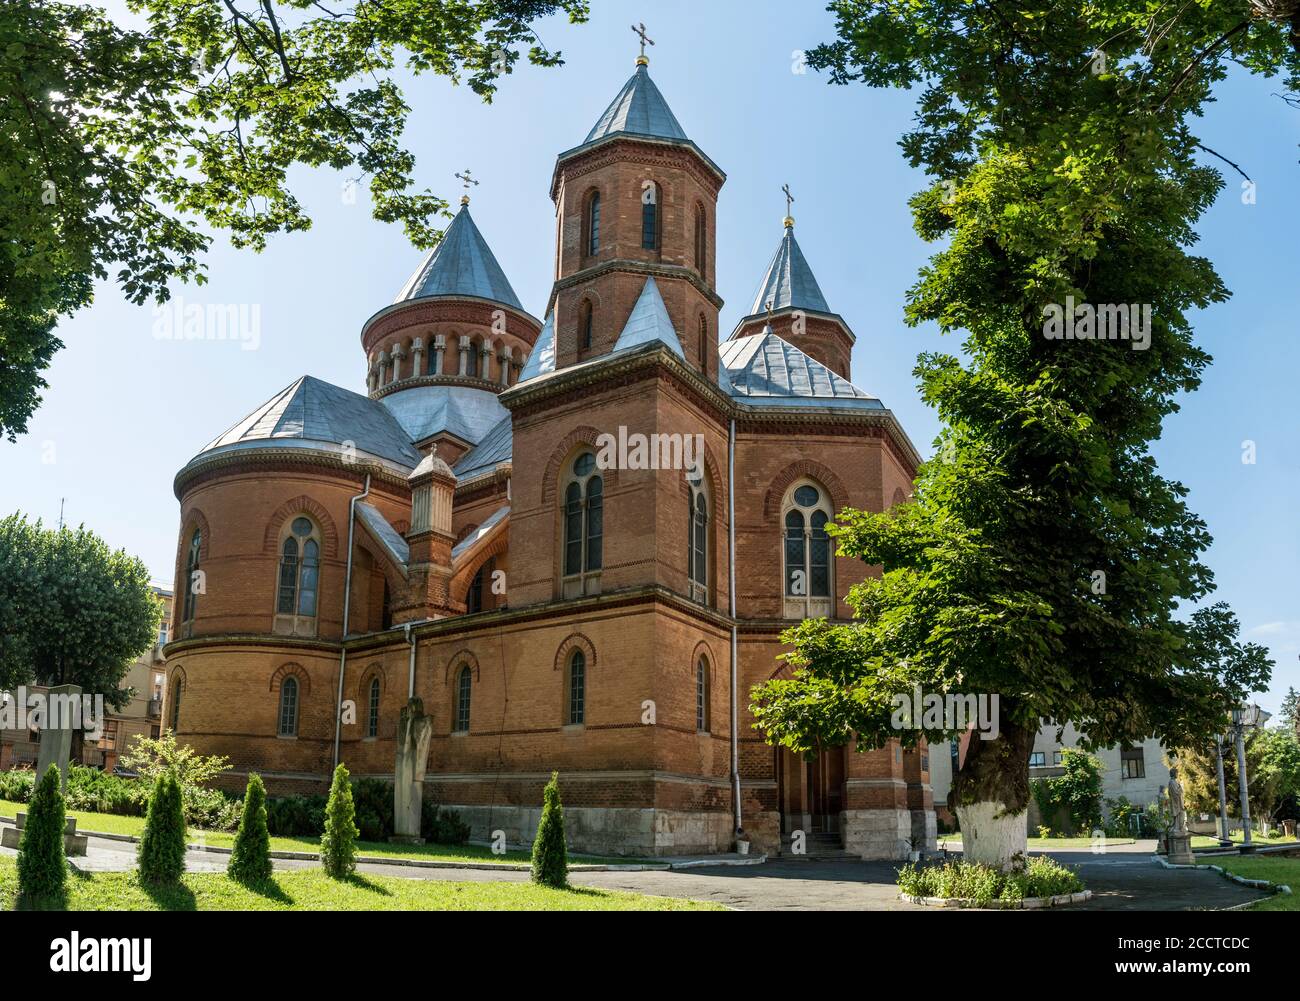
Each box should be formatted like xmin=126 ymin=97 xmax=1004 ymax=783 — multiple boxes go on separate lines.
xmin=613 ymin=277 xmax=684 ymax=357
xmin=748 ymin=224 xmax=831 ymax=316
xmin=584 ymin=62 xmax=689 ymax=146
xmin=394 ymin=204 xmax=523 ymax=310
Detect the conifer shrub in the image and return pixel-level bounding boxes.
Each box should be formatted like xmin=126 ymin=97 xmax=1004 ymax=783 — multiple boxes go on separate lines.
xmin=320 ymin=763 xmax=358 ymax=879
xmin=227 ymin=773 xmax=273 ymax=883
xmin=137 ymin=771 xmax=186 ymax=884
xmin=17 ymin=764 xmax=67 ymax=903
xmin=530 ymin=771 xmax=568 ymax=889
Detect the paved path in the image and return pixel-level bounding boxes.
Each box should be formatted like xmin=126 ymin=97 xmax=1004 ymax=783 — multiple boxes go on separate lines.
xmin=4 ymin=834 xmax=1265 ymax=911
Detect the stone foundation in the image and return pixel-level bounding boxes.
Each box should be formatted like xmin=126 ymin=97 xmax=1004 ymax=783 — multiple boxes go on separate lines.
xmin=448 ymin=804 xmax=735 ymax=857
xmin=842 ymin=808 xmax=914 ymax=859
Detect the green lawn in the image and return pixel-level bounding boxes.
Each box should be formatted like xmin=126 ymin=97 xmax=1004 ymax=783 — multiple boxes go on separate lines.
xmin=936 ymin=834 xmax=1136 ymax=850
xmin=0 ymin=857 xmax=720 ymax=911
xmin=0 ymin=800 xmax=654 ymax=867
xmin=1211 ymin=856 xmax=1299 ymax=912
xmin=1191 ymin=831 xmax=1297 ymax=849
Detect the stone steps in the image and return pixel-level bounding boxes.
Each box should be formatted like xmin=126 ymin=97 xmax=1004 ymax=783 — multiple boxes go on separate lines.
xmin=0 ymin=811 xmax=89 ymax=856
xmin=779 ymin=832 xmax=858 ymax=860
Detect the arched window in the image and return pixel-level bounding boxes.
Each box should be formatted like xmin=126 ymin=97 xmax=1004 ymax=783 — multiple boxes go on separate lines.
xmin=367 ymin=677 xmax=381 ymax=738
xmin=169 ymin=677 xmax=183 ymax=732
xmin=278 ymin=676 xmax=298 ymax=736
xmin=696 ymin=657 xmax=710 ymax=732
xmin=698 ymin=315 xmax=709 ymax=369
xmin=641 ymin=182 xmax=659 ymax=250
xmin=587 ymin=191 xmax=601 ymax=256
xmin=562 ymin=451 xmax=603 ymax=598
xmin=468 ymin=557 xmax=494 ymax=613
xmin=466 ymin=337 xmax=480 ymax=378
xmin=782 ymin=480 xmax=834 ymax=618
xmin=454 ymin=666 xmax=472 ymax=733
xmin=275 ymin=516 xmax=321 ymax=636
xmin=694 ymin=204 xmax=707 ymax=276
xmin=181 ymin=528 xmax=201 ymax=634
xmin=580 ymin=300 xmax=594 ymax=352
xmin=567 ymin=650 xmax=586 ymax=725
xmin=687 ymin=482 xmax=709 ymax=603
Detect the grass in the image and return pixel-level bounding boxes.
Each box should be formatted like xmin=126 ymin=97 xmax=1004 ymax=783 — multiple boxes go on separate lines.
xmin=936 ymin=833 xmax=1136 ymax=850
xmin=1191 ymin=831 xmax=1297 ymax=849
xmin=1211 ymin=856 xmax=1300 ymax=912
xmin=0 ymin=857 xmax=721 ymax=911
xmin=0 ymin=799 xmax=655 ymax=867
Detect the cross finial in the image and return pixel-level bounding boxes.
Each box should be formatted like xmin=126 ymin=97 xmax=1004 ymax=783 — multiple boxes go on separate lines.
xmin=631 ymin=22 xmax=654 ymax=64
xmin=455 ymin=169 xmax=479 ymax=205
xmin=782 ymin=183 xmax=795 ymax=227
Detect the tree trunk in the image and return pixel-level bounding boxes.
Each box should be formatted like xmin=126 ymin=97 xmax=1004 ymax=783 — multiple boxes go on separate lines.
xmin=950 ymin=713 xmax=1036 ymax=871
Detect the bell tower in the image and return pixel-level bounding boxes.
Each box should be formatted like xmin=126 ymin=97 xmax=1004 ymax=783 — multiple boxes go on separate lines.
xmin=548 ymin=35 xmax=725 ymax=378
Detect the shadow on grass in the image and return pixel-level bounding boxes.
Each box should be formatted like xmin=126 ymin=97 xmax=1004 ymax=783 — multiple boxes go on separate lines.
xmin=343 ymin=872 xmax=392 ymax=896
xmin=138 ymin=874 xmax=197 ymax=911
xmin=233 ymin=875 xmax=295 ymax=905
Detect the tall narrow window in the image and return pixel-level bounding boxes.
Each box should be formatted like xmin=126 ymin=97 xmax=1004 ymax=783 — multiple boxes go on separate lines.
xmin=454 ymin=666 xmax=472 ymax=733
xmin=696 ymin=657 xmax=709 ymax=731
xmin=782 ymin=481 xmax=835 ymax=618
xmin=562 ymin=452 xmax=603 ymax=597
xmin=367 ymin=677 xmax=380 ymax=738
xmin=588 ymin=192 xmax=601 ymax=256
xmin=698 ymin=315 xmax=709 ymax=369
xmin=694 ymin=205 xmax=706 ymax=275
xmin=641 ymin=183 xmax=659 ymax=250
xmin=275 ymin=517 xmax=321 ymax=636
xmin=278 ymin=676 xmax=298 ymax=736
xmin=468 ymin=563 xmax=485 ymax=613
xmin=182 ymin=529 xmax=201 ymax=632
xmin=169 ymin=678 xmax=182 ymax=732
xmin=580 ymin=301 xmax=594 ymax=351
xmin=466 ymin=339 xmax=479 ymax=377
xmin=688 ymin=485 xmax=709 ymax=603
xmin=568 ymin=650 xmax=586 ymax=725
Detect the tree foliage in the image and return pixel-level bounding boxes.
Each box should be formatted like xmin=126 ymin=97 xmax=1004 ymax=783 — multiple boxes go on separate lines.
xmin=530 ymin=771 xmax=567 ymax=889
xmin=320 ymin=763 xmax=358 ymax=879
xmin=752 ymin=3 xmax=1283 ymax=841
xmin=0 ymin=0 xmax=589 ymax=439
xmin=138 ymin=771 xmax=187 ymax=884
xmin=228 ymin=773 xmax=273 ymax=883
xmin=17 ymin=764 xmax=68 ymax=904
xmin=119 ymin=729 xmax=232 ymax=790
xmin=1181 ymin=728 xmax=1300 ymax=822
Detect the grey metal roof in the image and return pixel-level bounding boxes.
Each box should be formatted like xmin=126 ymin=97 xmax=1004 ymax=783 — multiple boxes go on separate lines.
xmin=517 ymin=311 xmax=555 ymax=383
xmin=394 ymin=205 xmax=524 ymax=311
xmin=192 ymin=376 xmax=422 ymax=469
xmin=749 ymin=225 xmax=831 ymax=316
xmin=613 ymin=277 xmax=684 ymax=357
xmin=355 ymin=501 xmax=410 ymax=569
xmin=585 ymin=63 xmax=689 ymax=146
xmin=380 ymin=385 xmax=507 ymax=446
xmin=451 ymin=413 xmax=512 ymax=482
xmin=450 ymin=504 xmax=510 ymax=562
xmin=720 ymin=328 xmax=883 ymax=409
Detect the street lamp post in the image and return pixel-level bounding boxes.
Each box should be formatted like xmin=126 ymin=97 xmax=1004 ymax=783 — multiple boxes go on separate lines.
xmin=1214 ymin=734 xmax=1232 ymax=847
xmin=1231 ymin=705 xmax=1263 ymax=854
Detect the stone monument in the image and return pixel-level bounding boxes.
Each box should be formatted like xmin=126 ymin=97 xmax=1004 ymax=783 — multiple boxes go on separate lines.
xmin=1165 ymin=761 xmax=1197 ymax=866
xmin=392 ymin=697 xmax=434 ymax=843
xmin=35 ymin=684 xmax=81 ymax=792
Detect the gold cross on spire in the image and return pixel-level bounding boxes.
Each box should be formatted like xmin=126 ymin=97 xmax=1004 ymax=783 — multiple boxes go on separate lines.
xmin=631 ymin=22 xmax=654 ymax=65
xmin=782 ymin=183 xmax=795 ymax=228
xmin=455 ymin=169 xmax=479 ymax=205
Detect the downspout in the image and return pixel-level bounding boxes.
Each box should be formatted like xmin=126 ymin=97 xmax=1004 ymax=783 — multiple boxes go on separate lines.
xmin=405 ymin=622 xmax=417 ymax=699
xmin=728 ymin=418 xmax=742 ymax=836
xmin=333 ymin=473 xmax=371 ymax=771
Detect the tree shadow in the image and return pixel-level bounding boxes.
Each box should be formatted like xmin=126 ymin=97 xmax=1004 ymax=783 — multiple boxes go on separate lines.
xmin=138 ymin=875 xmax=197 ymax=911
xmin=343 ymin=872 xmax=391 ymax=896
xmin=233 ymin=875 xmax=295 ymax=905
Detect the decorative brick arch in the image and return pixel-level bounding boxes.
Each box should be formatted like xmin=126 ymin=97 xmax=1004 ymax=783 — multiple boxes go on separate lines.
xmin=172 ymin=508 xmax=212 ymax=625
xmin=690 ymin=640 xmax=718 ymax=685
xmin=762 ymin=460 xmax=850 ymax=520
xmin=269 ymin=662 xmax=311 ymax=698
xmin=540 ymin=426 xmax=620 ymax=504
xmin=890 ymin=486 xmax=910 ymax=508
xmin=444 ymin=650 xmax=481 ymax=685
xmin=676 ymin=439 xmax=725 ymax=522
xmin=167 ymin=664 xmax=188 ymax=689
xmin=355 ymin=662 xmax=387 ymax=702
xmin=450 ymin=529 xmax=509 ymax=604
xmin=552 ymin=632 xmax=597 ymax=673
xmin=263 ymin=496 xmax=340 ymax=558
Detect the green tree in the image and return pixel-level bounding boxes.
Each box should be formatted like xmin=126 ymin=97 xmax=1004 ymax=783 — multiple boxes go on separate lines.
xmin=752 ymin=2 xmax=1285 ymax=869
xmin=1181 ymin=729 xmax=1300 ymax=824
xmin=1030 ymin=748 xmax=1104 ymax=836
xmin=227 ymin=773 xmax=272 ymax=883
xmin=119 ymin=729 xmax=232 ymax=790
xmin=530 ymin=770 xmax=568 ymax=889
xmin=1280 ymin=686 xmax=1299 ymax=737
xmin=138 ymin=771 xmax=187 ymax=884
xmin=16 ymin=764 xmax=67 ymax=904
xmin=0 ymin=514 xmax=161 ymax=762
xmin=0 ymin=0 xmax=588 ymax=440
xmin=320 ymin=763 xmax=358 ymax=879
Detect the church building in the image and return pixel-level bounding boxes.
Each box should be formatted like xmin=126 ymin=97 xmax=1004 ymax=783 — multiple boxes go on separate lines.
xmin=164 ymin=51 xmax=934 ymax=858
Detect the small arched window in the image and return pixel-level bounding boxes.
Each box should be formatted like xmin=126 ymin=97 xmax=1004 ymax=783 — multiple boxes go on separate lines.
xmin=466 ymin=338 xmax=480 ymax=378
xmin=454 ymin=666 xmax=472 ymax=734
xmin=580 ymin=300 xmax=594 ymax=352
xmin=169 ymin=677 xmax=183 ymax=732
xmin=468 ymin=557 xmax=494 ymax=613
xmin=587 ymin=191 xmax=601 ymax=256
xmin=567 ymin=650 xmax=586 ymax=725
xmin=687 ymin=482 xmax=709 ymax=604
xmin=562 ymin=451 xmax=603 ymax=598
xmin=278 ymin=676 xmax=299 ymax=737
xmin=696 ymin=657 xmax=710 ymax=732
xmin=694 ymin=204 xmax=707 ymax=276
xmin=275 ymin=516 xmax=321 ymax=636
xmin=367 ymin=677 xmax=381 ymax=738
xmin=181 ymin=529 xmax=201 ymax=634
xmin=698 ymin=315 xmax=709 ymax=369
xmin=782 ymin=481 xmax=834 ymax=618
xmin=641 ymin=182 xmax=659 ymax=250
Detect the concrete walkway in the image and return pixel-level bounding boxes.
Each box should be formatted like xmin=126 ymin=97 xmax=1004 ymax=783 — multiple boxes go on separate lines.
xmin=3 ymin=833 xmax=1267 ymax=911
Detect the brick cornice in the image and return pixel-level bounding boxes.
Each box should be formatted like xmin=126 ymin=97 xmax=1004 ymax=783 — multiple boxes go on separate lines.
xmin=550 ymin=134 xmax=726 ymax=201
xmin=174 ymin=448 xmax=412 ymax=501
xmin=360 ymin=296 xmax=542 ymax=353
xmin=547 ymin=259 xmax=724 ymax=317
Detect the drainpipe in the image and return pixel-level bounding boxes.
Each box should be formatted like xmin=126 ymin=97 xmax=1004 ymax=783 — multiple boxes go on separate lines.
xmin=333 ymin=474 xmax=371 ymax=771
xmin=405 ymin=622 xmax=417 ymax=699
xmin=728 ymin=418 xmax=742 ymax=835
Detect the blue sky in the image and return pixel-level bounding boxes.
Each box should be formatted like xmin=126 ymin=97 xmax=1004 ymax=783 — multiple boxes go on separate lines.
xmin=2 ymin=0 xmax=1296 ymax=712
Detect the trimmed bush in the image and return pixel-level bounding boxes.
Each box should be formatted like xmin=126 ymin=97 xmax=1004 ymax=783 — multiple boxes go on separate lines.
xmin=227 ymin=774 xmax=272 ymax=883
xmin=421 ymin=800 xmax=470 ymax=845
xmin=137 ymin=772 xmax=186 ymax=884
xmin=897 ymin=856 xmax=1084 ymax=905
xmin=320 ymin=763 xmax=358 ymax=879
xmin=0 ymin=767 xmax=36 ymax=804
xmin=265 ymin=793 xmax=327 ymax=836
xmin=17 ymin=764 xmax=67 ymax=903
xmin=530 ymin=771 xmax=568 ymax=889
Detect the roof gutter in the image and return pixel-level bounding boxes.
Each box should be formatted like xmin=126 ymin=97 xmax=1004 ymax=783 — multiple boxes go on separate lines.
xmin=333 ymin=473 xmax=371 ymax=772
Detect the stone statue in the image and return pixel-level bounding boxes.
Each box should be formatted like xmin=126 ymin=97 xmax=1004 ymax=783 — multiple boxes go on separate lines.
xmin=393 ymin=697 xmax=434 ymax=843
xmin=1167 ymin=762 xmax=1188 ymax=836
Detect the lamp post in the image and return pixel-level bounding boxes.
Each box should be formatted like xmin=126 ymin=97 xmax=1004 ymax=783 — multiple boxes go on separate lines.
xmin=1214 ymin=733 xmax=1232 ymax=847
xmin=1231 ymin=704 xmax=1263 ymax=854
